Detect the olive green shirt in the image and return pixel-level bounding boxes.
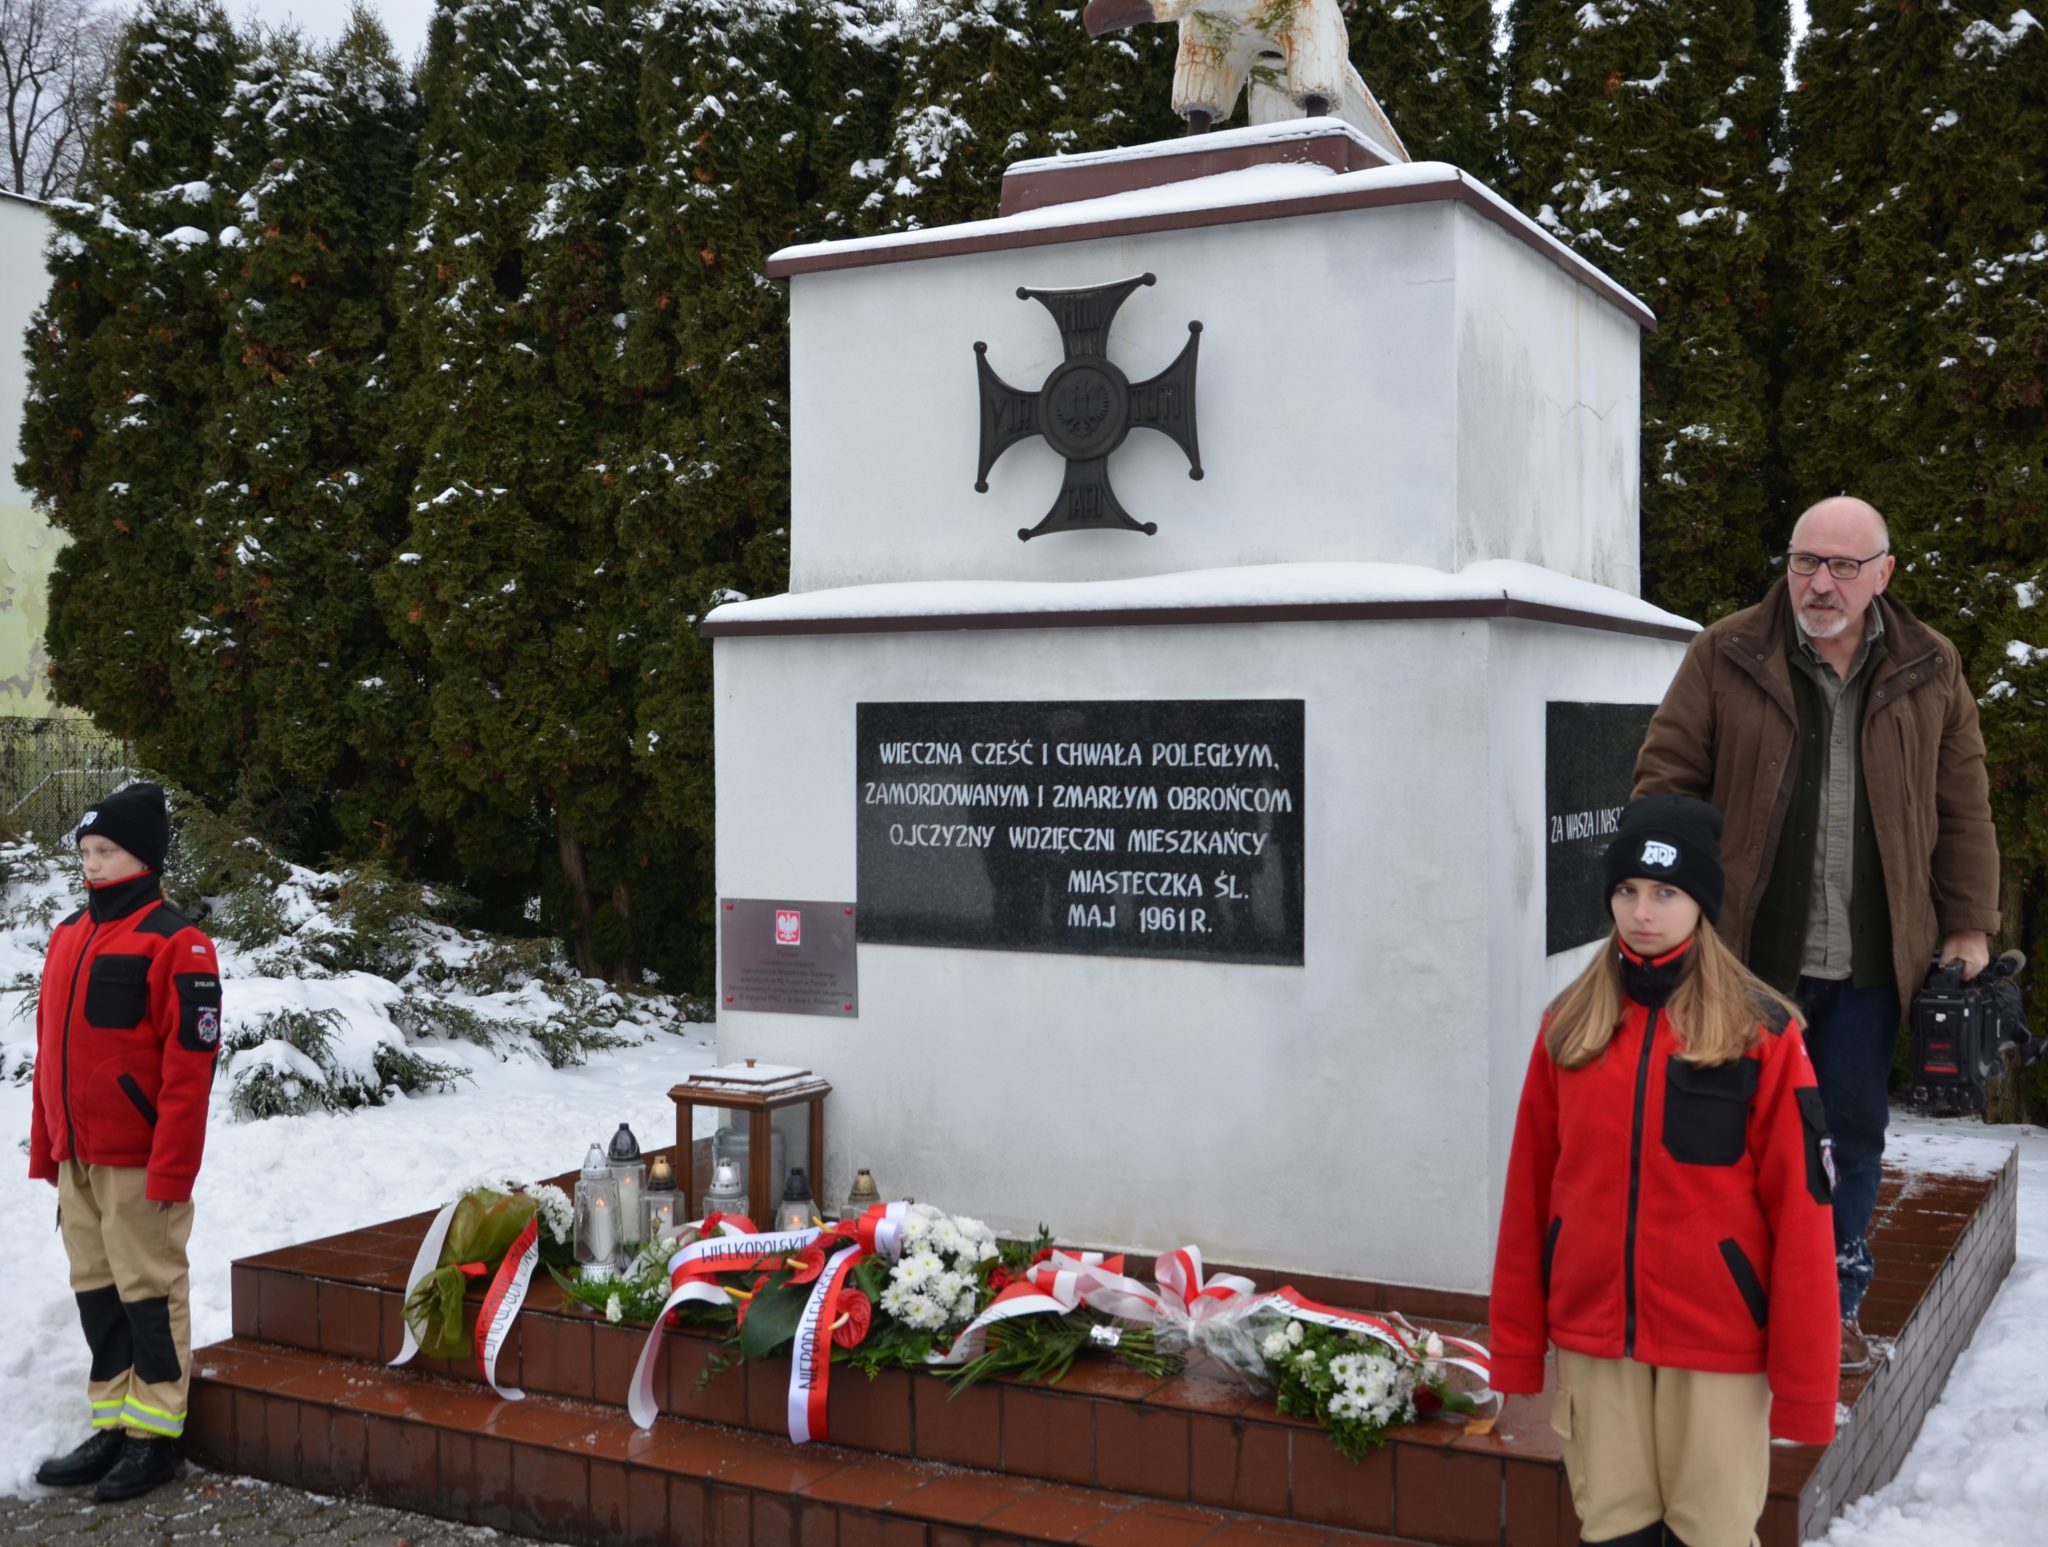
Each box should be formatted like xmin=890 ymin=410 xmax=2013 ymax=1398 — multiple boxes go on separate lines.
xmin=1789 ymin=604 xmax=1887 ymax=979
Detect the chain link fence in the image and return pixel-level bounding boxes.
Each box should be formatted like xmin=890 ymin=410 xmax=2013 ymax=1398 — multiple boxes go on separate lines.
xmin=0 ymin=716 xmax=136 ymax=842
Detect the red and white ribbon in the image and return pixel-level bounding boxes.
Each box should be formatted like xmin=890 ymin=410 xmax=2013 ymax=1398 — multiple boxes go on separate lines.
xmin=929 ymin=1245 xmax=1494 ymax=1408
xmin=629 ymin=1202 xmax=925 ymax=1435
xmin=475 ymin=1218 xmax=541 ymax=1400
xmin=390 ymin=1197 xmax=546 ymax=1400
xmin=389 ymin=1200 xmax=459 ymax=1370
xmin=1266 ymin=1286 xmax=1494 ymax=1394
xmin=787 ymin=1243 xmax=865 ymax=1442
xmin=625 ymin=1214 xmax=1494 ymax=1440
xmin=627 ymin=1214 xmax=825 ymax=1429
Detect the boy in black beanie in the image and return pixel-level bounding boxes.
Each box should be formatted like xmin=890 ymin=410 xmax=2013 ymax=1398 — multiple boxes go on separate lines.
xmin=29 ymin=783 xmax=222 ymax=1501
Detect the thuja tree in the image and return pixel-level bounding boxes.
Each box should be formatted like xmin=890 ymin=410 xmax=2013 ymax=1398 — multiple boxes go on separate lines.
xmin=612 ymin=0 xmax=818 ymax=988
xmin=1778 ymin=1 xmax=1960 ymax=522
xmin=1900 ymin=11 xmax=2047 ymax=1110
xmin=192 ymin=11 xmax=423 ymax=858
xmin=1344 ymin=0 xmax=1503 ymax=177
xmin=800 ymin=0 xmax=906 ymax=240
xmin=874 ymin=0 xmax=1175 ymax=231
xmin=1506 ymin=0 xmax=1786 ymax=622
xmin=17 ymin=0 xmax=239 ymax=775
xmin=378 ymin=0 xmax=654 ymax=977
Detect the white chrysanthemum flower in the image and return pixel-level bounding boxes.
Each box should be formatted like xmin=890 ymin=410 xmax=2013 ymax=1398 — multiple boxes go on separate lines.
xmin=604 ymin=1294 xmax=623 ymax=1325
xmin=1260 ymin=1329 xmax=1289 ymax=1359
xmin=528 ymin=1184 xmax=575 ymax=1244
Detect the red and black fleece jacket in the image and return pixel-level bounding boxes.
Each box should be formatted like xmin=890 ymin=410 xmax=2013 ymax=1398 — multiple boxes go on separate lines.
xmin=1488 ymin=945 xmax=1840 ymax=1445
xmin=30 ymin=871 xmax=223 ymax=1204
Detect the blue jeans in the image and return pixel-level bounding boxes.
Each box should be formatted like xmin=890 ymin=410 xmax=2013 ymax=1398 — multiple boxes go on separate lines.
xmin=1794 ymin=976 xmax=1901 ymax=1320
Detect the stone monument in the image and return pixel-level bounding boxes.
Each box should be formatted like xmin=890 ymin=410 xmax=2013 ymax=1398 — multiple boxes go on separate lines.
xmin=704 ymin=117 xmax=1694 ymax=1295
xmin=1082 ymin=0 xmax=1409 ymax=152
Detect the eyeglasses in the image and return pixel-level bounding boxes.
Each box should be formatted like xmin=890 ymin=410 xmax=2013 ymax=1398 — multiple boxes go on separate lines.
xmin=1785 ymin=550 xmax=1888 ymax=580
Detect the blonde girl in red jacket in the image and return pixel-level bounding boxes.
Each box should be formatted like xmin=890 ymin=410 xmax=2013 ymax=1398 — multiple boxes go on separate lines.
xmin=1491 ymin=795 xmax=1838 ymax=1547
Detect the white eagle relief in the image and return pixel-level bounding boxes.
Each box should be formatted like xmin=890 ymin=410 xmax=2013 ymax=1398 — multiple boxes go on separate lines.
xmin=1083 ymin=0 xmax=1408 ymax=162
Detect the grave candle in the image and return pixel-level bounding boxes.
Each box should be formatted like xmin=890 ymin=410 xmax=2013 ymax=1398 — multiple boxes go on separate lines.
xmin=585 ymin=1194 xmax=616 ymax=1263
xmin=574 ymin=1142 xmax=622 ymax=1268
xmin=608 ymin=1123 xmax=646 ymax=1248
xmin=643 ymin=1154 xmax=680 ymax=1242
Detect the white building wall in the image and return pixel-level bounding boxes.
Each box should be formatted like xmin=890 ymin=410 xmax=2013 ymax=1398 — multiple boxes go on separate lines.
xmin=784 ymin=193 xmax=1641 ymax=597
xmin=0 ymin=192 xmax=61 ymax=713
xmin=714 ymin=614 xmax=1684 ymax=1291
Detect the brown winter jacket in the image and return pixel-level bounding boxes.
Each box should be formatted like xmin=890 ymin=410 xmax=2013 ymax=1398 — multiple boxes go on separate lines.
xmin=1632 ymin=581 xmax=2000 ymax=1017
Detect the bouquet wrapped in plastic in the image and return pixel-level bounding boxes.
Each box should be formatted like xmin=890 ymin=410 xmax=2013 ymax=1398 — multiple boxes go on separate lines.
xmin=401 ymin=1188 xmax=539 ymax=1360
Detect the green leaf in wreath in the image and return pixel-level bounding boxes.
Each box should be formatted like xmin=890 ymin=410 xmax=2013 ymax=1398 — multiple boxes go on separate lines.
xmin=736 ymin=1280 xmax=809 ymax=1360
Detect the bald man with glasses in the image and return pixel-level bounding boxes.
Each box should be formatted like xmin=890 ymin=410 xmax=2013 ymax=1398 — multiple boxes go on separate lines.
xmin=1632 ymin=495 xmax=2001 ymax=1375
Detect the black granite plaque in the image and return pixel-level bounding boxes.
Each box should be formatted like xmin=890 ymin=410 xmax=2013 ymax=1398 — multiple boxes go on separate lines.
xmin=857 ymin=701 xmax=1304 ymax=965
xmin=1545 ymin=702 xmax=1658 ymax=955
xmin=720 ymin=898 xmax=859 ymax=1016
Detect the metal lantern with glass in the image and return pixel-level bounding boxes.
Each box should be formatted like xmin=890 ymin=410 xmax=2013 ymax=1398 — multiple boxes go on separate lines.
xmin=670 ymin=1062 xmax=831 ymax=1231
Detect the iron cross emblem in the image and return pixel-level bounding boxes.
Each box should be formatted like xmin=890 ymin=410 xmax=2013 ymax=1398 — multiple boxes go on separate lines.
xmin=974 ymin=273 xmax=1203 ymax=541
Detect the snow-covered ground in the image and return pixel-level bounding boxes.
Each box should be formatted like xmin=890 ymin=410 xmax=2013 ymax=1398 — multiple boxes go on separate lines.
xmin=1815 ymin=1115 xmax=2048 ymax=1547
xmin=0 ymin=1030 xmax=718 ymax=1498
xmin=0 ymin=852 xmax=2043 ymax=1543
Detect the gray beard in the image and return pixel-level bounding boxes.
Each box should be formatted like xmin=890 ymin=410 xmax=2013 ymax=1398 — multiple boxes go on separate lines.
xmin=1798 ymin=603 xmax=1851 ymax=640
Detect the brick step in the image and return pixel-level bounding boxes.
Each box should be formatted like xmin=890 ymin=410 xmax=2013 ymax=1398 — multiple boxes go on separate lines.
xmin=187 ymin=1337 xmax=1458 ymax=1547
xmin=201 ymin=1150 xmax=2021 ymax=1545
xmin=226 ymin=1251 xmax=1576 ymax=1540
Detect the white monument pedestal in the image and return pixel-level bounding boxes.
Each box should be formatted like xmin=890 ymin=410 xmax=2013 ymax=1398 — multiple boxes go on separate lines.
xmin=707 ymin=121 xmax=1693 ymax=1294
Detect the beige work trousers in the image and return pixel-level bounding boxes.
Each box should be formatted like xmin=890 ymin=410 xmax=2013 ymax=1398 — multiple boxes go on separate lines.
xmin=1552 ymin=1350 xmax=1771 ymax=1547
xmin=58 ymin=1160 xmax=196 ymax=1439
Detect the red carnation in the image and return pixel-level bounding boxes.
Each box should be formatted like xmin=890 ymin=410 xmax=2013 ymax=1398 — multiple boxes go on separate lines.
xmin=1413 ymin=1386 xmax=1443 ymax=1416
xmin=987 ymin=1267 xmax=1016 ymax=1294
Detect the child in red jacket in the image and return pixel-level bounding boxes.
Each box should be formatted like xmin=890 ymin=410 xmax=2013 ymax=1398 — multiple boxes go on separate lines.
xmin=29 ymin=783 xmax=222 ymax=1502
xmin=1491 ymin=796 xmax=1838 ymax=1547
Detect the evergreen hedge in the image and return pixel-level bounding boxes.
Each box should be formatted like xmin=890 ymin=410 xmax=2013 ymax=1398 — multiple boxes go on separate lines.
xmin=15 ymin=1 xmax=2047 ymax=1096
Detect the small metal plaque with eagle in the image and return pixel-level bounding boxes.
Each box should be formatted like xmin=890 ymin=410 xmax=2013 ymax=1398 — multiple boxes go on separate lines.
xmin=974 ymin=273 xmax=1203 ymax=541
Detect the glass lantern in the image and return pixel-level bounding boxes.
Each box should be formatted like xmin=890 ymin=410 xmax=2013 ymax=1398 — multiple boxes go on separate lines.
xmin=608 ymin=1123 xmax=647 ymax=1248
xmin=573 ymin=1142 xmax=622 ymax=1268
xmin=642 ymin=1153 xmax=682 ymax=1244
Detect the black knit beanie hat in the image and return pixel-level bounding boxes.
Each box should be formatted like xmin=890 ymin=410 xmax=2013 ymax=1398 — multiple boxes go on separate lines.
xmin=1603 ymin=794 xmax=1725 ymax=924
xmin=74 ymin=782 xmax=171 ymax=873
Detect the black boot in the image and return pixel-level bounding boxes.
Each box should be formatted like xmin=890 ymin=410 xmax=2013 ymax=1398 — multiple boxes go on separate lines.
xmin=34 ymin=1429 xmax=125 ymax=1487
xmin=93 ymin=1435 xmax=180 ymax=1502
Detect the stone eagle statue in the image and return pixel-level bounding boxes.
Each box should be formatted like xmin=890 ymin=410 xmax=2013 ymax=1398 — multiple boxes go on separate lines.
xmin=1083 ymin=0 xmax=1408 ymax=162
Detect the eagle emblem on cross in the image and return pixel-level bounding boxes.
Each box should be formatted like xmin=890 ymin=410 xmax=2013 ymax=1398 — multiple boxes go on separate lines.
xmin=973 ymin=273 xmax=1203 ymax=541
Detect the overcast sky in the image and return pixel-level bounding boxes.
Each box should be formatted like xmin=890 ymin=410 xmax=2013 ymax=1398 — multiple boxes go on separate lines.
xmin=210 ymin=0 xmax=436 ymax=65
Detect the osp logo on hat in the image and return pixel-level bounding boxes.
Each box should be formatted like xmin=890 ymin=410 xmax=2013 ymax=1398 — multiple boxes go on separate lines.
xmin=79 ymin=810 xmax=98 ymax=828
xmin=1640 ymin=839 xmax=1679 ymax=869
